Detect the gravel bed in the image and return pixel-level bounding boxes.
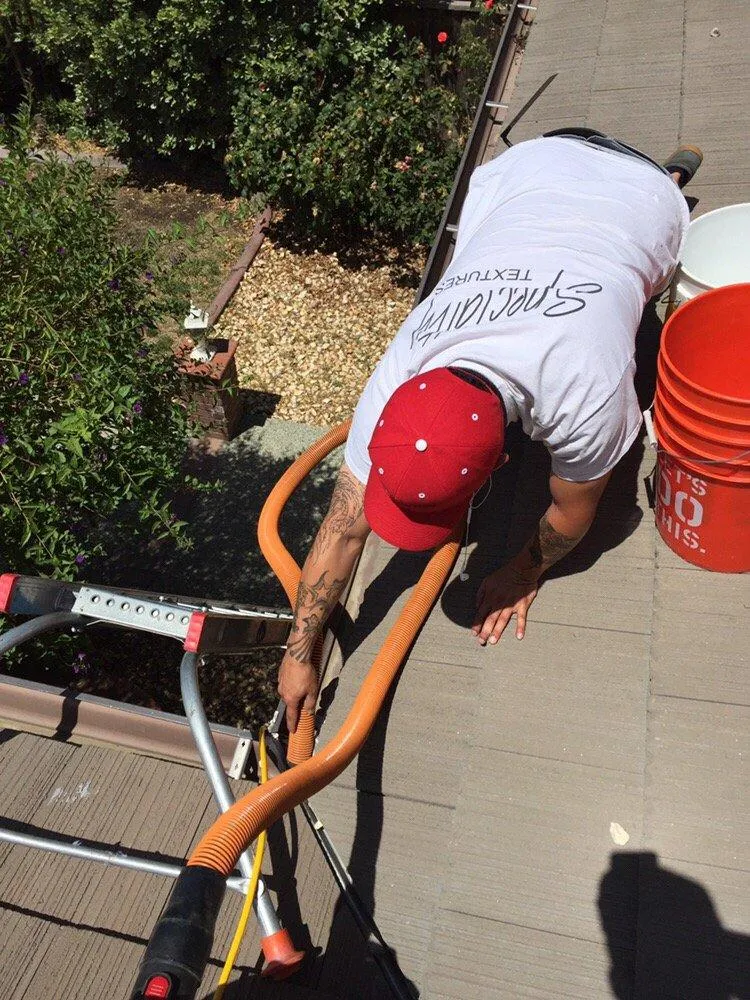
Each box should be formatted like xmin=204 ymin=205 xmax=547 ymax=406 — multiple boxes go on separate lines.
xmin=217 ymin=233 xmax=426 ymax=426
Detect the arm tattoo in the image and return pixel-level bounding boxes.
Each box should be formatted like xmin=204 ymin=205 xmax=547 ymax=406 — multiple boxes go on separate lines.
xmin=528 ymin=513 xmax=581 ymax=571
xmin=309 ymin=468 xmax=365 ymax=563
xmin=286 ymin=570 xmax=347 ymax=663
xmin=287 ymin=469 xmax=363 ymax=662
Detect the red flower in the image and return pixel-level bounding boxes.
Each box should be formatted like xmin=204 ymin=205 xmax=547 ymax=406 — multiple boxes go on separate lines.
xmin=437 ymin=31 xmax=448 ymax=43
xmin=484 ymin=0 xmax=495 ymax=8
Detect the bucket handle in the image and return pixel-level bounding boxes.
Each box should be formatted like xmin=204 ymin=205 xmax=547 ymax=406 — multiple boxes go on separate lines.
xmin=643 ymin=406 xmax=750 ymax=467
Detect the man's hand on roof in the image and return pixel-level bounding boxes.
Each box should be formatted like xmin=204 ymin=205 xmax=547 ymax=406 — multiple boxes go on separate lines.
xmin=470 ymin=472 xmax=612 ymax=645
xmin=471 ymin=562 xmax=540 ymax=644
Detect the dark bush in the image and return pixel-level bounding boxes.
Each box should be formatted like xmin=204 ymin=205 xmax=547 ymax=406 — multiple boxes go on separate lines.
xmin=228 ymin=23 xmax=463 ymax=242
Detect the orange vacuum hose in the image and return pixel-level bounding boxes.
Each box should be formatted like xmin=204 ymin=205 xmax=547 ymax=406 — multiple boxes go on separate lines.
xmin=188 ymin=525 xmax=461 ymax=875
xmin=257 ymin=420 xmax=352 ymax=763
xmin=130 ymin=425 xmax=461 ymax=997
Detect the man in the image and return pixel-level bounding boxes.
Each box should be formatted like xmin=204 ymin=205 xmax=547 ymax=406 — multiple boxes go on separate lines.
xmin=278 ymin=131 xmax=702 ymax=733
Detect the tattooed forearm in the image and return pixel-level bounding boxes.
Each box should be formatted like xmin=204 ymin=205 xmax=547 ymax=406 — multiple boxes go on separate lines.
xmin=527 ymin=513 xmax=582 ymax=571
xmin=287 ymin=468 xmax=366 ymax=662
xmin=310 ymin=468 xmax=365 ymax=563
xmin=286 ymin=570 xmax=347 ymax=662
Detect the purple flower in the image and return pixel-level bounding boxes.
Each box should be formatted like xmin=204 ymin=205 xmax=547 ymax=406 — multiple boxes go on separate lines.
xmin=17 ymin=372 xmax=29 ymax=386
xmin=75 ymin=554 xmax=86 ymax=566
xmin=137 ymin=346 xmax=149 ymax=358
xmin=145 ymin=271 xmax=154 ymax=282
xmin=0 ymin=179 xmax=7 ymax=187
xmin=18 ymin=245 xmax=27 ymax=256
xmin=72 ymin=651 xmax=88 ymax=674
xmin=72 ymin=372 xmax=82 ymax=382
xmin=132 ymin=401 xmax=143 ymax=415
xmin=107 ymin=278 xmax=120 ymax=291
xmin=57 ymin=246 xmax=67 ymax=255
xmin=0 ymin=433 xmax=8 ymax=447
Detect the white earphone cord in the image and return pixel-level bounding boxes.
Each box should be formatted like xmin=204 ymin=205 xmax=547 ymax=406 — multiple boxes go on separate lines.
xmin=459 ymin=473 xmax=493 ymax=582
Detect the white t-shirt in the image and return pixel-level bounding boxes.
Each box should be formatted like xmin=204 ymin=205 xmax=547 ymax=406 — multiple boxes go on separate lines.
xmin=345 ymin=136 xmax=690 ymax=483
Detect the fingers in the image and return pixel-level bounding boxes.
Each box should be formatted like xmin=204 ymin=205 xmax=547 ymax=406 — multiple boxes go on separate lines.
xmin=285 ymin=696 xmax=316 ymax=736
xmin=470 ymin=571 xmax=538 ymax=645
xmin=471 ymin=580 xmax=488 ymax=635
xmin=472 ymin=601 xmax=531 ymax=644
xmin=472 ymin=591 xmax=506 ymax=640
xmin=279 ymin=656 xmax=319 ymax=735
xmin=515 ymin=604 xmax=528 ymax=640
xmin=285 ymin=700 xmax=300 ymax=734
xmin=479 ymin=608 xmax=514 ymax=645
xmin=472 ymin=603 xmax=493 ymax=638
xmin=278 ymin=672 xmax=298 ymax=733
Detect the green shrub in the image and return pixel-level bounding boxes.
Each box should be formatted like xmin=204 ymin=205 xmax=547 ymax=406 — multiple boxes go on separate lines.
xmin=4 ymin=0 xmax=507 ymax=242
xmin=0 ymin=110 xmax=191 ymax=579
xmin=228 ymin=25 xmax=462 ymax=242
xmin=4 ymin=0 xmax=244 ymax=155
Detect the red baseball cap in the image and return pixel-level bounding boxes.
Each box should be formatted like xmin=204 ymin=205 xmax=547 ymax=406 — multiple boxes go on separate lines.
xmin=365 ymin=367 xmax=505 ymax=551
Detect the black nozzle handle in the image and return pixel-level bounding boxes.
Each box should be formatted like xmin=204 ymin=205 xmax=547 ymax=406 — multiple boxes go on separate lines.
xmin=130 ymin=865 xmax=226 ymax=1000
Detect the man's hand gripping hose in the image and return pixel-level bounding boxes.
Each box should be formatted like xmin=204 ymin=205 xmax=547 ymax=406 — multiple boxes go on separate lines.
xmin=130 ymin=421 xmax=462 ymax=998
xmin=258 ymin=421 xmax=352 ymax=763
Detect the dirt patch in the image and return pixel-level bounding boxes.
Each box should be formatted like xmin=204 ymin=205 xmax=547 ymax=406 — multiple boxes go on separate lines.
xmin=116 ymin=183 xmax=236 ymax=239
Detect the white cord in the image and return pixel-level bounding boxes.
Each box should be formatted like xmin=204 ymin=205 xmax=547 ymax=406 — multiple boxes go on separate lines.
xmin=458 ymin=507 xmax=473 ymax=581
xmin=458 ymin=473 xmax=494 ymax=582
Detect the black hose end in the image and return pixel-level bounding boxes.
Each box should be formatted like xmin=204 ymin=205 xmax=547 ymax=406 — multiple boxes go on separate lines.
xmin=130 ymin=865 xmax=226 ymax=1000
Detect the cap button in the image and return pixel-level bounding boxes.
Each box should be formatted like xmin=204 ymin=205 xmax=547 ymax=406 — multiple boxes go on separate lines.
xmin=415 ymin=439 xmax=428 ymax=452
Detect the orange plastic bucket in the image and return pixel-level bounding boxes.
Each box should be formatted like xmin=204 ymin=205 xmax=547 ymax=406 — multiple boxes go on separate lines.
xmin=656 ymin=357 xmax=750 ymax=435
xmin=653 ymin=412 xmax=750 ymax=483
xmin=659 ymin=284 xmax=750 ymax=422
xmin=654 ymin=283 xmax=750 ymax=572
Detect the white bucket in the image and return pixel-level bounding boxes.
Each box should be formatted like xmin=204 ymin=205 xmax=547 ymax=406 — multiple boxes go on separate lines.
xmin=675 ymin=202 xmax=750 ymax=301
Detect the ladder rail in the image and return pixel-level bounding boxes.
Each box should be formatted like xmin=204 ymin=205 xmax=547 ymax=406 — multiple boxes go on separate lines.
xmin=0 ymin=581 xmax=292 ymax=942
